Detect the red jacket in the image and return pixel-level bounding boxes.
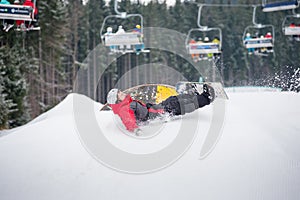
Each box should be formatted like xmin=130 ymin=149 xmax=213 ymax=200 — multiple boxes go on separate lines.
xmin=14 ymin=2 xmax=23 ymax=26
xmin=110 ymin=95 xmax=138 ymax=132
xmin=23 ymin=0 xmax=38 ymax=15
xmin=110 ymin=95 xmax=164 ymax=132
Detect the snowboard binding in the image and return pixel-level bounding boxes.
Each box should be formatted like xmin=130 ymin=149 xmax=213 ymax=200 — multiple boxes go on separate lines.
xmin=203 ymin=84 xmax=215 ymax=103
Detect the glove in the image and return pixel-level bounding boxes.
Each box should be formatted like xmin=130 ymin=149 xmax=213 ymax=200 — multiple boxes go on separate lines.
xmin=146 ymin=103 xmax=153 ymax=109
xmin=134 ymin=128 xmax=143 ymax=136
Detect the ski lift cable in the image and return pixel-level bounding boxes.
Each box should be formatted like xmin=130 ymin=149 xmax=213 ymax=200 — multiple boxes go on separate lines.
xmin=191 ymin=2 xmax=261 ymax=8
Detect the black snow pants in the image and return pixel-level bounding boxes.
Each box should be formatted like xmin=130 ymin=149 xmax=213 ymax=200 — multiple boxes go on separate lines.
xmin=129 ymin=93 xmax=210 ymax=122
xmin=159 ymin=93 xmax=210 ymax=115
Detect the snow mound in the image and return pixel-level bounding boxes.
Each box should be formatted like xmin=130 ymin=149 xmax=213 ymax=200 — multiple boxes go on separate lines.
xmin=0 ymin=90 xmax=300 ymax=200
xmin=226 ymin=86 xmax=282 ymax=93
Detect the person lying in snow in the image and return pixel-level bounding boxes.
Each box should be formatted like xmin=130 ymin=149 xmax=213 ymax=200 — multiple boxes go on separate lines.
xmin=106 ymin=84 xmax=215 ymax=136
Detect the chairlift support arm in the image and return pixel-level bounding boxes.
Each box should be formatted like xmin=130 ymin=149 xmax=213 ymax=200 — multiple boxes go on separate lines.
xmin=197 ymin=5 xmax=208 ymax=30
xmin=252 ymin=6 xmax=261 ymax=27
xmin=114 ymin=0 xmax=127 ymax=17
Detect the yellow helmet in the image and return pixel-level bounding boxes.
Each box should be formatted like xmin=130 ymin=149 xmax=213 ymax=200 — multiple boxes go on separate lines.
xmin=136 ymin=24 xmax=141 ymax=29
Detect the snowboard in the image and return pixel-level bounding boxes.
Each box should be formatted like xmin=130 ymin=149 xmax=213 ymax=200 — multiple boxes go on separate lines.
xmin=124 ymin=84 xmax=178 ymax=104
xmin=100 ymin=84 xmax=178 ymax=111
xmin=175 ymin=81 xmax=229 ymax=100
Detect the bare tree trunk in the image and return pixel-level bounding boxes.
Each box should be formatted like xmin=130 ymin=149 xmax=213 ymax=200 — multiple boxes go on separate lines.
xmin=52 ymin=49 xmax=56 ymax=105
xmin=38 ymin=30 xmax=44 ymax=107
xmin=72 ymin=1 xmax=80 ymax=85
xmin=93 ymin=37 xmax=97 ymax=100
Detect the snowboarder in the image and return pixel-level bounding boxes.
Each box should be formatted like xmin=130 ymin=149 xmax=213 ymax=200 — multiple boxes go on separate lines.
xmin=106 ymin=84 xmax=215 ymax=136
xmin=14 ymin=0 xmax=24 ymax=29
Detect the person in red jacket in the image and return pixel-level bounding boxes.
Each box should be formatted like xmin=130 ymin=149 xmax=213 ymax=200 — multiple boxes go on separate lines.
xmin=107 ymin=84 xmax=214 ymax=136
xmin=14 ymin=0 xmax=23 ymax=28
xmin=265 ymin=32 xmax=272 ymax=39
xmin=23 ymin=0 xmax=39 ymax=27
xmin=264 ymin=32 xmax=273 ymax=52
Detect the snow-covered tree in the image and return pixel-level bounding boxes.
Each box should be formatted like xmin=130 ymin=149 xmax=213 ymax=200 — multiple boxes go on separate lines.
xmin=0 ymin=45 xmax=30 ymax=128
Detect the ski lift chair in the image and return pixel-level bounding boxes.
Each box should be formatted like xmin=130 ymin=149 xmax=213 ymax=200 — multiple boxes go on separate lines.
xmin=0 ymin=3 xmax=40 ymax=32
xmin=282 ymin=10 xmax=300 ymax=41
xmin=243 ymin=24 xmax=275 ymax=56
xmin=262 ymin=0 xmax=299 ymax=12
xmin=100 ymin=0 xmax=148 ymax=55
xmin=100 ymin=14 xmax=147 ymax=54
xmin=243 ymin=6 xmax=275 ymax=56
xmin=186 ymin=27 xmax=222 ymax=61
xmin=186 ymin=5 xmax=222 ymax=62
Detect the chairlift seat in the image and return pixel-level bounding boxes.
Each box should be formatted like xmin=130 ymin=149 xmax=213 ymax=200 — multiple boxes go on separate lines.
xmin=188 ymin=43 xmax=221 ymax=54
xmin=244 ymin=38 xmax=273 ymax=48
xmin=262 ymin=0 xmax=298 ymax=12
xmin=104 ymin=32 xmax=143 ymax=46
xmin=0 ymin=4 xmax=33 ymax=21
xmin=16 ymin=26 xmax=40 ymax=32
xmin=284 ymin=26 xmax=300 ymax=35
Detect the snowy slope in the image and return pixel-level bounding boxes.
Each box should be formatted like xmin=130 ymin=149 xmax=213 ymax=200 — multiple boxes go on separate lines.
xmin=0 ymin=90 xmax=300 ymax=200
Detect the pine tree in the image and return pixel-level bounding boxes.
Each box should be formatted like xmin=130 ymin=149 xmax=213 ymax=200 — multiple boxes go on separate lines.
xmin=0 ymin=44 xmax=30 ymax=128
xmin=0 ymin=75 xmax=9 ymax=129
xmin=36 ymin=0 xmax=69 ymax=110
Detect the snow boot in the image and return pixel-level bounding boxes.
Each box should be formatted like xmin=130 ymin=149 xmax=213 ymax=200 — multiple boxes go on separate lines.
xmin=203 ymin=84 xmax=215 ymax=103
xmin=175 ymin=82 xmax=200 ymax=96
